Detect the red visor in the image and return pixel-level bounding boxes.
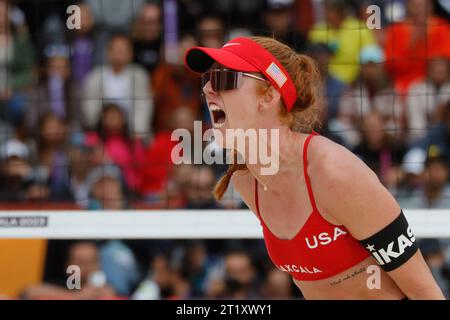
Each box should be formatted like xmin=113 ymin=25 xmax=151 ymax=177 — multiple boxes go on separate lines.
xmin=185 ymin=37 xmax=297 ymax=111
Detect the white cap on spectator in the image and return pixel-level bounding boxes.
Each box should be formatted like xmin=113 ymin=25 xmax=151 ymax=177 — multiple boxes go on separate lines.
xmin=0 ymin=139 xmax=30 ymax=160
xmin=360 ymin=45 xmax=385 ymax=64
xmin=402 ymin=148 xmax=426 ymax=175
xmin=86 ymin=165 xmax=123 ymax=193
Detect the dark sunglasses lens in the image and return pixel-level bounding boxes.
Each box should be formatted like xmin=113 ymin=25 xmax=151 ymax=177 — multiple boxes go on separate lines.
xmin=201 ymin=72 xmax=211 ymax=89
xmin=202 ymin=70 xmax=240 ymax=92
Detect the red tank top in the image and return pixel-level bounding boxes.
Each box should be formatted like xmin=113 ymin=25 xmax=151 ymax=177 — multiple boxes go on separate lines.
xmin=254 ymin=132 xmax=370 ymax=281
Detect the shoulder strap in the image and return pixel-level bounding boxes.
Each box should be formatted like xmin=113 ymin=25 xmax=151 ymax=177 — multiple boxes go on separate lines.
xmin=303 ymin=132 xmax=318 ymax=212
xmin=255 ymin=132 xmax=319 ymax=220
xmin=254 ymin=178 xmax=263 ymax=221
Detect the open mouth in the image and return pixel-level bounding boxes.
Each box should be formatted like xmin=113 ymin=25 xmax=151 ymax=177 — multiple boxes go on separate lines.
xmin=210 ymin=104 xmax=226 ymax=128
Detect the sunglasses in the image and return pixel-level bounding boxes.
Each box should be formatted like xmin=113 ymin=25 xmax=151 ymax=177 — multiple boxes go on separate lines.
xmin=201 ymin=68 xmax=269 ymax=92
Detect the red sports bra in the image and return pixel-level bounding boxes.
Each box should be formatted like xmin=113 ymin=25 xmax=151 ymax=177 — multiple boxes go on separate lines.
xmin=254 ymin=132 xmax=370 ymax=281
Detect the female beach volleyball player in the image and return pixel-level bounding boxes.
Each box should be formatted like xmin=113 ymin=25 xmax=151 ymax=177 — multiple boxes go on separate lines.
xmin=184 ymin=36 xmax=444 ymax=299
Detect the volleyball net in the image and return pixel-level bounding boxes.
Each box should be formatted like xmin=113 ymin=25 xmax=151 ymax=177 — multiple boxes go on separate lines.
xmin=1 ymin=209 xmax=449 ymax=239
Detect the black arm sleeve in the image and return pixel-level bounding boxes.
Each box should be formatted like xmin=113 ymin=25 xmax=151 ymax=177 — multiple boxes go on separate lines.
xmin=359 ymin=210 xmax=418 ymax=272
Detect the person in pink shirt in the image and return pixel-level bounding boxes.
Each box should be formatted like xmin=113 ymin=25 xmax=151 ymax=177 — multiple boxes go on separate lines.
xmin=96 ymin=103 xmax=146 ymax=192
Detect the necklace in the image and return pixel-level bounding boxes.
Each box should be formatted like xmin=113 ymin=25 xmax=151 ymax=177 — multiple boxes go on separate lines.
xmin=259 ymin=174 xmax=275 ymax=191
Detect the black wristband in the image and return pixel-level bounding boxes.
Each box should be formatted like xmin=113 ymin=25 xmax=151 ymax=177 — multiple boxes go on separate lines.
xmin=359 ymin=210 xmax=418 ymax=272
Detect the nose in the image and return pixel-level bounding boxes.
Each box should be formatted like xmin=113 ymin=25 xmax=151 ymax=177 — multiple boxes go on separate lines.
xmin=202 ymin=80 xmax=219 ymax=98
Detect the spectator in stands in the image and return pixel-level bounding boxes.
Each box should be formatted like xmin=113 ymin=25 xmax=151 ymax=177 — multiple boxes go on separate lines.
xmin=180 ymin=241 xmax=211 ymax=298
xmin=204 ymin=270 xmax=226 ymax=299
xmin=0 ymin=0 xmax=35 ymax=126
xmin=100 ymin=240 xmax=141 ymax=297
xmin=352 ymin=112 xmax=406 ymax=191
xmin=307 ymin=42 xmax=346 ymax=122
xmin=68 ymin=132 xmax=109 ymax=208
xmin=406 ymin=101 xmax=450 ymax=170
xmin=298 ymin=0 xmax=322 ymax=31
xmin=69 ymin=1 xmax=97 ymax=83
xmin=308 ymin=0 xmax=376 ymax=84
xmin=132 ymin=1 xmax=163 ymax=73
xmin=140 ymin=106 xmax=195 ymax=201
xmin=86 ymin=165 xmax=127 ymax=210
xmin=86 ymin=0 xmax=145 ymax=33
xmin=399 ymin=145 xmax=450 ymax=209
xmin=169 ymin=268 xmax=192 ymax=299
xmin=165 ymin=163 xmax=194 ymax=208
xmin=304 ymin=44 xmax=345 ymax=146
xmin=133 ymin=254 xmax=173 ymax=299
xmin=396 ymin=147 xmax=427 ymax=199
xmin=25 ymin=50 xmax=83 ymax=135
xmin=406 ymin=55 xmax=450 ymax=142
xmin=0 ymin=111 xmax=13 ymax=146
xmin=196 ymin=14 xmax=226 ymax=49
xmin=185 ymin=165 xmax=219 ymax=209
xmin=82 ymin=34 xmax=153 ymax=138
xmin=337 ymin=45 xmax=403 ymax=147
xmin=85 ymin=0 xmax=146 ymax=62
xmin=96 ymin=103 xmax=146 ymax=192
xmin=0 ymin=138 xmax=46 ymax=201
xmin=398 ymin=145 xmax=450 ymax=298
xmin=222 ymin=250 xmax=258 ymax=299
xmin=204 ymin=249 xmax=259 ymax=299
xmin=22 ymin=241 xmax=117 ymax=299
xmin=151 ymin=34 xmax=200 ymax=133
xmin=36 ymin=0 xmax=70 ymax=54
xmin=259 ymin=268 xmax=294 ymax=299
xmin=34 ymin=113 xmax=72 ymax=201
xmin=384 ymin=0 xmax=450 ymax=94
xmin=261 ymin=0 xmax=307 ymax=53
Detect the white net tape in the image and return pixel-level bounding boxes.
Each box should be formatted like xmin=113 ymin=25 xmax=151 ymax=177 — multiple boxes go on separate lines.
xmin=0 ymin=209 xmax=449 ymax=239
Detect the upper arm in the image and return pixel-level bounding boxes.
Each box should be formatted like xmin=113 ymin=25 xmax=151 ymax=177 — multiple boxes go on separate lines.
xmin=311 ymin=139 xmax=400 ymax=240
xmin=310 ymin=139 xmax=444 ymax=298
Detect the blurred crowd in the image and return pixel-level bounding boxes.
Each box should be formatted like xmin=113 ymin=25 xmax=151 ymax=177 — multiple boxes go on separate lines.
xmin=0 ymin=0 xmax=449 ymax=299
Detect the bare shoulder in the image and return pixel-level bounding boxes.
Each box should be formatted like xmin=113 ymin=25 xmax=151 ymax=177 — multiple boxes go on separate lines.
xmin=307 ymin=135 xmax=379 ymax=185
xmin=306 ymin=135 xmax=400 ymax=239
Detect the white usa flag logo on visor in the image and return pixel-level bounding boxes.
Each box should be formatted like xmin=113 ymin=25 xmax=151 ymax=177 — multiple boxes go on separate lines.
xmin=266 ymin=62 xmax=287 ymax=88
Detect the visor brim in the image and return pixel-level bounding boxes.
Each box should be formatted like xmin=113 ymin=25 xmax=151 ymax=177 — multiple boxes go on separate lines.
xmin=185 ymin=46 xmax=259 ymax=74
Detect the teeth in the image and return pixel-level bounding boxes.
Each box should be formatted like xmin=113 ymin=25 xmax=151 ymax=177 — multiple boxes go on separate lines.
xmin=209 ymin=103 xmax=226 ymax=128
xmin=213 ymin=121 xmax=225 ymax=128
xmin=209 ymin=104 xmax=222 ymax=111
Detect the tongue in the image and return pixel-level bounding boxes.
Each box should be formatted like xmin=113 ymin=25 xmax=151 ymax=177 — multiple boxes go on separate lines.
xmin=214 ymin=110 xmax=226 ymax=124
xmin=216 ymin=114 xmax=225 ymax=124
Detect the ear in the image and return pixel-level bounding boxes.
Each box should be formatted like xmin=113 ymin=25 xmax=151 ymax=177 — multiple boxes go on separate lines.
xmin=259 ymin=86 xmax=282 ymax=112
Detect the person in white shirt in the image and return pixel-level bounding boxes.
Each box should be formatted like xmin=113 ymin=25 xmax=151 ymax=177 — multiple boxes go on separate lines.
xmin=82 ymin=34 xmax=153 ymax=138
xmin=407 ymin=56 xmax=450 ymax=143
